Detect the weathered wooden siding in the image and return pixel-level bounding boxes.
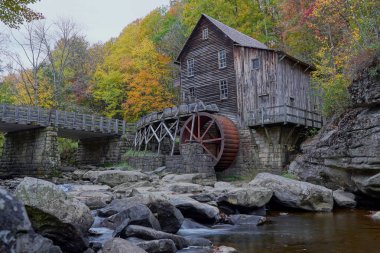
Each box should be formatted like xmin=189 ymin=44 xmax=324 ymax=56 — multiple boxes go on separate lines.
xmin=179 ymin=18 xmax=238 ymax=122
xmin=234 ymin=46 xmax=317 ymax=127
xmin=277 ymin=57 xmax=315 ymax=111
xmin=234 ymin=47 xmax=278 ymax=125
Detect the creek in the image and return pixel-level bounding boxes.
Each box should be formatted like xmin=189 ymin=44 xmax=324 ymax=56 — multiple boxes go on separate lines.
xmin=177 ymin=210 xmax=380 ymax=253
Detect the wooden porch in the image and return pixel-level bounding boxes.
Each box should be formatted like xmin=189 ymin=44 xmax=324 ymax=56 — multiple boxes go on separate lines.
xmin=248 ymin=105 xmax=323 ymax=128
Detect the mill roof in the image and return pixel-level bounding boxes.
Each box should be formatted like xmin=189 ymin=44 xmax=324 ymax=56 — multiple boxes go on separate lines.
xmin=175 ymin=14 xmax=314 ymax=70
xmin=202 ymin=14 xmax=268 ymax=49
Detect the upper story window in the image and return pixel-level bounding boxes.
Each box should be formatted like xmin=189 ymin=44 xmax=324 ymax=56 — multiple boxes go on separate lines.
xmin=289 ymin=97 xmax=295 ymax=107
xmin=219 ymin=79 xmax=228 ymax=100
xmin=251 ymin=58 xmax=260 ymax=70
xmin=187 ymin=58 xmax=194 ymax=77
xmin=218 ymin=49 xmax=227 ymax=69
xmin=202 ymin=28 xmax=209 ymax=40
xmin=189 ymin=87 xmax=195 ymax=97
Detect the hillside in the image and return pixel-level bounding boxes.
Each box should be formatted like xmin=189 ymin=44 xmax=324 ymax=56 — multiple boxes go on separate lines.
xmin=0 ymin=0 xmax=379 ymax=122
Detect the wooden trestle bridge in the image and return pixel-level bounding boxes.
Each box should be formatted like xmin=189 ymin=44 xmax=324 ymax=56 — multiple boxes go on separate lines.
xmin=134 ymin=102 xmax=219 ymax=154
xmin=134 ymin=102 xmax=240 ymax=171
xmin=134 ymin=101 xmax=324 ymax=171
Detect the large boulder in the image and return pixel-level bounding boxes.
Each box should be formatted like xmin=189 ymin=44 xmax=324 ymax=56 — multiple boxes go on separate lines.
xmin=352 ymin=173 xmax=380 ymax=198
xmin=101 ymin=204 xmax=161 ymax=230
xmin=168 ymin=195 xmax=220 ymax=223
xmin=0 ymin=188 xmax=62 ymax=253
xmin=147 ymin=200 xmax=184 ymax=234
xmin=185 ymin=237 xmax=212 ymax=248
xmin=66 ymin=184 xmax=113 ymax=210
xmin=15 ymin=177 xmax=94 ymax=253
xmin=95 ymin=170 xmax=149 ymax=187
xmin=112 ymin=181 xmax=151 ymax=195
xmin=180 ymin=219 xmax=209 ymax=230
xmin=289 ymin=58 xmax=380 ymax=196
xmin=228 ymin=214 xmax=266 ymax=226
xmin=333 ymin=190 xmax=356 ymax=208
xmin=103 ymin=238 xmax=147 ymax=253
xmin=98 ymin=197 xmax=144 ymax=217
xmin=136 ymin=239 xmax=177 ymax=253
xmin=217 ymin=187 xmax=272 ymax=208
xmin=249 ymin=173 xmax=333 ymax=212
xmin=123 ymin=225 xmax=189 ymax=249
xmin=166 ymin=182 xmax=204 ymax=194
xmin=82 ymin=170 xmax=103 ymax=182
xmin=162 ymin=173 xmax=215 ymax=186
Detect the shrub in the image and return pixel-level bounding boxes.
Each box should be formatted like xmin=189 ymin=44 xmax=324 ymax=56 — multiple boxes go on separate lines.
xmin=58 ymin=138 xmax=78 ymax=166
xmin=0 ymin=133 xmax=4 ymax=155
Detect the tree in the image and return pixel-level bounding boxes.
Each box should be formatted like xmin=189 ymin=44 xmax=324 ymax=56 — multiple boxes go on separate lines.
xmin=123 ymin=38 xmax=174 ymax=121
xmin=40 ymin=18 xmax=83 ymax=108
xmin=0 ymin=0 xmax=43 ymax=28
xmin=8 ymin=22 xmax=47 ymax=106
xmin=181 ymin=0 xmax=281 ymax=45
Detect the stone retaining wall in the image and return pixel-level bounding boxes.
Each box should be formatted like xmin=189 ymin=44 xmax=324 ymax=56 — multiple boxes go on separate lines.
xmin=126 ymin=155 xmax=165 ymax=172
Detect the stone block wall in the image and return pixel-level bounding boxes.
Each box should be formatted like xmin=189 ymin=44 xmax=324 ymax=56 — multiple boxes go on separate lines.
xmin=166 ymin=143 xmax=216 ymax=183
xmin=77 ymin=135 xmax=130 ymax=165
xmin=217 ymin=126 xmax=304 ymax=180
xmin=0 ymin=127 xmax=60 ymax=178
xmin=126 ymin=155 xmax=165 ymax=172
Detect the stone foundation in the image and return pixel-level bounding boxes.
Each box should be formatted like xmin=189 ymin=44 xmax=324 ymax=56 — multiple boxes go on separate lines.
xmin=126 ymin=155 xmax=165 ymax=172
xmin=166 ymin=143 xmax=216 ymax=183
xmin=77 ymin=135 xmax=130 ymax=165
xmin=0 ymin=127 xmax=60 ymax=178
xmin=217 ymin=126 xmax=305 ymax=180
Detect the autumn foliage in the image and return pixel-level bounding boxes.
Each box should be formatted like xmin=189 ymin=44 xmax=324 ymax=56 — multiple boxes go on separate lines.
xmin=1 ymin=0 xmax=379 ymax=121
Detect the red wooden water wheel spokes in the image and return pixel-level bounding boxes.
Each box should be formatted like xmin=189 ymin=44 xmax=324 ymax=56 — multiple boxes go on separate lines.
xmin=180 ymin=112 xmax=240 ymax=171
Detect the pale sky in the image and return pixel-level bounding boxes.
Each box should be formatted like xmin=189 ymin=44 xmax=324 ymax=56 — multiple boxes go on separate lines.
xmin=31 ymin=0 xmax=171 ymax=43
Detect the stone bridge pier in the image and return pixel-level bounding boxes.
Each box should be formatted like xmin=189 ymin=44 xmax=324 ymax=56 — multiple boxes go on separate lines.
xmin=0 ymin=104 xmax=132 ymax=178
xmin=0 ymin=127 xmax=60 ymax=178
xmin=0 ymin=127 xmax=133 ymax=179
xmin=76 ymin=135 xmax=130 ymax=165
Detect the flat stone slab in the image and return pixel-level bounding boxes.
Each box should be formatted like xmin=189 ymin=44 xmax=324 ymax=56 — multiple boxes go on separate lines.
xmin=249 ymin=173 xmax=333 ymax=212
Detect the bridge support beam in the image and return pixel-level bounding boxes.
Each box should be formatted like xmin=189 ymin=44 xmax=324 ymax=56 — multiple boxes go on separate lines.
xmin=76 ymin=135 xmax=130 ymax=166
xmin=0 ymin=127 xmax=60 ymax=178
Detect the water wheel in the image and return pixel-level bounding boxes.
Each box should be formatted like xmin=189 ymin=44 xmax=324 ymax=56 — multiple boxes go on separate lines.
xmin=179 ymin=112 xmax=240 ymax=171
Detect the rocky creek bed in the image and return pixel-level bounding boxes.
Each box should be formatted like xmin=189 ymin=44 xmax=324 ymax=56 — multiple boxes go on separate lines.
xmin=1 ymin=165 xmax=380 ymax=253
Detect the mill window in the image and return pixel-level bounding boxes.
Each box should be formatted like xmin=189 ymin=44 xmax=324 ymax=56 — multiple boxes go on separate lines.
xmin=202 ymin=28 xmax=209 ymax=40
xmin=218 ymin=49 xmax=227 ymax=69
xmin=289 ymin=97 xmax=295 ymax=107
xmin=187 ymin=58 xmax=194 ymax=77
xmin=219 ymin=79 xmax=228 ymax=100
xmin=189 ymin=87 xmax=195 ymax=97
xmin=251 ymin=58 xmax=260 ymax=70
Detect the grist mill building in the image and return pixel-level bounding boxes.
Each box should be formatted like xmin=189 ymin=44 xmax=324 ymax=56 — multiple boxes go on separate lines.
xmin=134 ymin=14 xmax=323 ymax=178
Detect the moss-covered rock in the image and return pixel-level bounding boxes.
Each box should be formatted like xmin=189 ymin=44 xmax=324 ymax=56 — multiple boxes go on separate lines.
xmin=15 ymin=177 xmax=94 ymax=253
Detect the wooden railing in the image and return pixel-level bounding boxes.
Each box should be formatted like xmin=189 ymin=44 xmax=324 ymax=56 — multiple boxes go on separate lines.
xmin=136 ymin=102 xmax=219 ymax=129
xmin=0 ymin=104 xmax=126 ymax=135
xmin=248 ymin=105 xmax=323 ymax=128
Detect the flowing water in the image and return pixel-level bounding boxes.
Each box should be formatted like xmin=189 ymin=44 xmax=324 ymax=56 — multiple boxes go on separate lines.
xmin=178 ymin=210 xmax=380 ymax=253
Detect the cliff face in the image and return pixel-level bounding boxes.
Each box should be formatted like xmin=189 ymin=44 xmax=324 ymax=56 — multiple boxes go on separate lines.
xmin=289 ymin=56 xmax=380 ymax=197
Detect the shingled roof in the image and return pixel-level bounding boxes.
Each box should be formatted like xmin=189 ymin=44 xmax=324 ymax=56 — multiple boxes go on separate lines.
xmin=202 ymin=14 xmax=268 ymax=49
xmin=175 ymin=14 xmax=269 ymax=62
xmin=175 ymin=14 xmax=313 ymax=69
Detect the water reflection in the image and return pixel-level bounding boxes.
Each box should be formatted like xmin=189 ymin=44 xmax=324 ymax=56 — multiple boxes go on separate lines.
xmin=181 ymin=210 xmax=380 ymax=253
